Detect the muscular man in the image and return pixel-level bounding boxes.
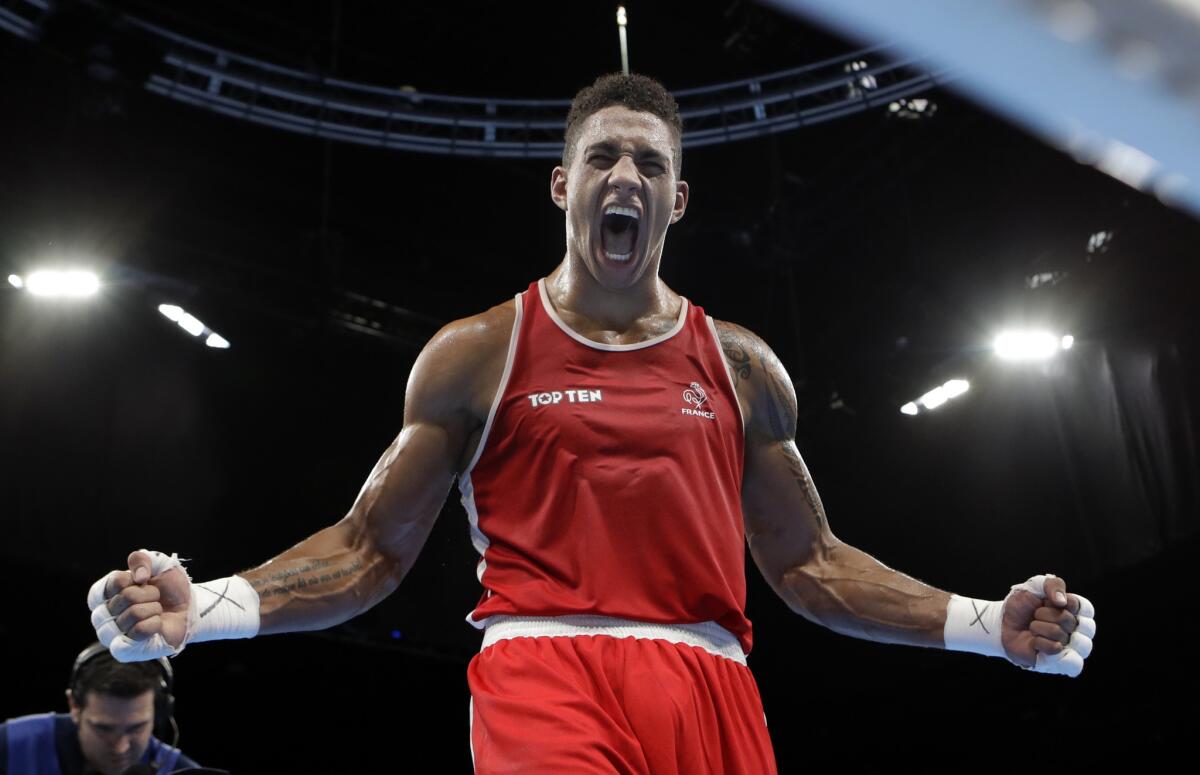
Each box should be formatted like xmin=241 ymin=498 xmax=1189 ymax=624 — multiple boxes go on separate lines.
xmin=88 ymin=74 xmax=1096 ymax=773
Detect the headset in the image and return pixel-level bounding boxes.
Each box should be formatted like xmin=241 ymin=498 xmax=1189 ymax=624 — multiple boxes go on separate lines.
xmin=69 ymin=642 xmax=179 ymax=747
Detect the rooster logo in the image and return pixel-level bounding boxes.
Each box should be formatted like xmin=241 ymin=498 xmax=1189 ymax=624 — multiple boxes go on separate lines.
xmin=683 ymin=381 xmax=708 ymax=408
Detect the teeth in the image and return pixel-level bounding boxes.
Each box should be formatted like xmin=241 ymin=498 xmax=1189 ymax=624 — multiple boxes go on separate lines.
xmin=605 ymin=251 xmax=633 ymax=262
xmin=604 ymin=205 xmax=640 ymax=220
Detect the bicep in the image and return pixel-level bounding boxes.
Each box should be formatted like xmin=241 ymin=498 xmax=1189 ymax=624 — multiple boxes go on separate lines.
xmin=344 ymin=418 xmax=462 ymax=567
xmin=342 ymin=330 xmax=477 ymax=567
xmin=717 ymin=320 xmax=837 ymax=590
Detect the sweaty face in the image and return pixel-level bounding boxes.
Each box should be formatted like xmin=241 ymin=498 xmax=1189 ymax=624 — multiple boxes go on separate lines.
xmin=71 ymin=690 xmax=156 ymax=775
xmin=553 ymin=106 xmax=687 ymax=290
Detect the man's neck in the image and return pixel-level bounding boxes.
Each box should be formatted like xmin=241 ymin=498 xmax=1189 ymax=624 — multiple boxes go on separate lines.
xmin=545 ymin=254 xmax=678 ymax=333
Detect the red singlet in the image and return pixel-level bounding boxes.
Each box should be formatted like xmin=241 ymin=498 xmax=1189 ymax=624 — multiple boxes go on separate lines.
xmin=458 ymin=278 xmax=752 ymax=653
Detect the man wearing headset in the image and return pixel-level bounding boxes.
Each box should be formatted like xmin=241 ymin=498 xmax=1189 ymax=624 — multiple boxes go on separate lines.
xmin=0 ymin=644 xmax=200 ymax=775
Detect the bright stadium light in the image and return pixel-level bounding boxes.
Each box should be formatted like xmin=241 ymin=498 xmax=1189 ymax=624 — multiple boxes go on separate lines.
xmin=1061 ymin=334 xmax=1075 ymax=350
xmin=177 ymin=313 xmax=206 ymax=337
xmin=942 ymin=379 xmax=970 ymax=398
xmin=157 ymin=301 xmax=231 ymax=350
xmin=919 ymin=386 xmax=948 ymax=409
xmin=993 ymin=330 xmax=1061 ymax=361
xmin=902 ymin=378 xmax=970 ymax=416
xmin=24 ymin=269 xmax=100 ymax=298
xmin=8 ymin=274 xmax=23 ymax=289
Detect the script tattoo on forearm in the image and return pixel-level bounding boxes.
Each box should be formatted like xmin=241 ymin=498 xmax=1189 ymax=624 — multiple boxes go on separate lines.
xmin=248 ymin=559 xmax=334 ymax=589
xmin=780 ymin=440 xmax=827 ymax=530
xmin=253 ymin=558 xmax=366 ymax=599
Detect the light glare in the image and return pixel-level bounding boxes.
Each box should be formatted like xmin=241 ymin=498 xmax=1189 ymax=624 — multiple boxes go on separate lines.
xmin=1061 ymin=335 xmax=1075 ymax=350
xmin=177 ymin=313 xmax=206 ymax=337
xmin=994 ymin=331 xmax=1060 ymax=361
xmin=205 ymin=333 xmax=230 ymax=349
xmin=942 ymin=379 xmax=970 ymax=398
xmin=616 ymin=6 xmax=626 ymax=26
xmin=8 ymin=274 xmax=23 ymax=288
xmin=900 ymin=402 xmax=919 ymax=416
xmin=919 ymin=386 xmax=948 ymax=409
xmin=25 ymin=270 xmax=99 ymax=298
xmin=157 ymin=304 xmax=184 ymax=322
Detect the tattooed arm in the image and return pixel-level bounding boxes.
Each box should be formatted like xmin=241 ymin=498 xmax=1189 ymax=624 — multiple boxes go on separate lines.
xmin=242 ymin=308 xmax=512 ymax=635
xmin=97 ymin=305 xmax=513 ymax=650
xmin=716 ymin=321 xmax=951 ymax=648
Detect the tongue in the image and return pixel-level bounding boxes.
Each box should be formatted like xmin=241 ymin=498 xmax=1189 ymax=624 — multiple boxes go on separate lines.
xmin=602 ymin=221 xmax=635 ymax=256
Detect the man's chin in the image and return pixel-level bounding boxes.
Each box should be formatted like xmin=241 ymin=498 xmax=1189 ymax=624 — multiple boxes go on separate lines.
xmin=589 ymin=245 xmax=643 ymax=284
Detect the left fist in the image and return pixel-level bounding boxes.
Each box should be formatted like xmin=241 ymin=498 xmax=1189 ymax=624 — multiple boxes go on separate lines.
xmin=1002 ymin=574 xmax=1096 ymax=677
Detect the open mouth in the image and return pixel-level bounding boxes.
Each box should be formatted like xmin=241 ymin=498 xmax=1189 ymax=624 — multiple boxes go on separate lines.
xmin=600 ymin=206 xmax=639 ymax=262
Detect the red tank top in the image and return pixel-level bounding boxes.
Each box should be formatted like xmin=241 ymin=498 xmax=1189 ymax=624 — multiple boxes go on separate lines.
xmin=459 ymin=278 xmax=752 ymax=652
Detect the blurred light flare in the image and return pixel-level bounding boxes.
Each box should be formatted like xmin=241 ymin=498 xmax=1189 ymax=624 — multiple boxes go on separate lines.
xmin=177 ymin=313 xmax=206 ymax=337
xmin=942 ymin=379 xmax=970 ymax=398
xmin=24 ymin=270 xmax=99 ymax=298
xmin=919 ymin=386 xmax=948 ymax=409
xmin=994 ymin=330 xmax=1074 ymax=361
xmin=8 ymin=274 xmax=23 ymax=288
xmin=158 ymin=302 xmax=231 ymax=349
xmin=157 ymin=304 xmax=184 ymax=322
xmin=205 ymin=332 xmax=230 ymax=349
xmin=901 ymin=378 xmax=970 ymax=415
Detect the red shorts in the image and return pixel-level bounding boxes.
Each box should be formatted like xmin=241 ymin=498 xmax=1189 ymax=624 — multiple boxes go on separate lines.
xmin=468 ymin=617 xmax=777 ymax=774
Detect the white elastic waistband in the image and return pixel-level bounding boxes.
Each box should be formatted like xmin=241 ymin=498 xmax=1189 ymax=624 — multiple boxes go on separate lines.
xmin=480 ymin=614 xmax=747 ymax=665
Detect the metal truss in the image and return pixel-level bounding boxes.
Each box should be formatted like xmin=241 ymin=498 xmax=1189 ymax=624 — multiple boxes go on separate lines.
xmin=4 ymin=0 xmax=946 ymax=158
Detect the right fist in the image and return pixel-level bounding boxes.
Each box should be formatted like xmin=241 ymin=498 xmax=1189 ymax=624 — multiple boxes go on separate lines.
xmin=88 ymin=550 xmax=192 ymax=662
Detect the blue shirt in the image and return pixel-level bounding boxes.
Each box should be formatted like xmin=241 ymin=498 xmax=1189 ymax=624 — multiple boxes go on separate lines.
xmin=0 ymin=713 xmax=200 ymax=774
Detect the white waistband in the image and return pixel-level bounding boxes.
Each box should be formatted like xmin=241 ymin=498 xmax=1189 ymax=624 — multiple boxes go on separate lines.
xmin=480 ymin=615 xmax=747 ymax=666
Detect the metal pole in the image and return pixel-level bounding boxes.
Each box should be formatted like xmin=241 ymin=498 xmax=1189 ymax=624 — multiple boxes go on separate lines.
xmin=617 ymin=6 xmax=629 ymax=75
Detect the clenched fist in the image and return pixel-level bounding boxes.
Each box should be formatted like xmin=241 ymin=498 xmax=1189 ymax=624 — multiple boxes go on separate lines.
xmin=88 ymin=550 xmax=192 ymax=662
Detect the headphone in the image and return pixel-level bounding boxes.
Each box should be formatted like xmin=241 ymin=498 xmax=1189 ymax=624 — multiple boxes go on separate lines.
xmin=69 ymin=642 xmax=179 ymax=747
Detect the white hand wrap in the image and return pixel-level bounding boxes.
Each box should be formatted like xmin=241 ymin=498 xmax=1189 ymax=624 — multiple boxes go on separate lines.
xmin=944 ymin=574 xmax=1097 ymax=678
xmin=187 ymin=575 xmax=261 ymax=644
xmin=87 ymin=549 xmax=261 ymax=663
xmin=88 ymin=550 xmax=188 ymax=662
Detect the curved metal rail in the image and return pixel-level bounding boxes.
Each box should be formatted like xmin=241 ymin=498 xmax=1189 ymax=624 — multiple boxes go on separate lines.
xmin=3 ymin=0 xmax=947 ymax=157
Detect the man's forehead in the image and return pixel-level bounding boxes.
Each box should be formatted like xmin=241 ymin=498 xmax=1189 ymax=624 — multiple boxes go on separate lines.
xmin=83 ymin=691 xmax=155 ymax=722
xmin=575 ymin=105 xmax=676 ymax=153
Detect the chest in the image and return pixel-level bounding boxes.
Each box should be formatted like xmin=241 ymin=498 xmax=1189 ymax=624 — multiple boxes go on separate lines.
xmin=497 ymin=344 xmax=740 ymax=462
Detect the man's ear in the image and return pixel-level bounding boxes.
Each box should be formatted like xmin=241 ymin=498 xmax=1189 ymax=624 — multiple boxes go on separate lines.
xmin=66 ymin=689 xmax=81 ymax=723
xmin=550 ymin=166 xmax=568 ymax=212
xmin=671 ymin=179 xmax=689 ymax=223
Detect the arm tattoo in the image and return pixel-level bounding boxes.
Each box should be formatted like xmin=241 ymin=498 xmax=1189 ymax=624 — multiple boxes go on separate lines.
xmin=247 ymin=558 xmax=334 ymax=589
xmin=780 ymin=440 xmax=827 ymax=529
xmin=762 ymin=365 xmax=797 ymax=442
xmin=717 ymin=324 xmax=753 ymax=386
xmin=253 ymin=558 xmax=366 ymax=599
xmin=717 ymin=321 xmax=824 ymax=528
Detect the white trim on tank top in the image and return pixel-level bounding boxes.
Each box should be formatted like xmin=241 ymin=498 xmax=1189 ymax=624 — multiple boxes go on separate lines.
xmin=705 ymin=315 xmax=747 ymax=432
xmin=479 ymin=614 xmax=748 ymax=665
xmin=457 ymin=292 xmax=524 ymax=591
xmin=537 ymin=277 xmax=689 ymax=352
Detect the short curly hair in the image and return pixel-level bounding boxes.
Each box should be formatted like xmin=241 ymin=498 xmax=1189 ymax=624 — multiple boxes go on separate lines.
xmin=563 ymin=73 xmax=683 ymax=176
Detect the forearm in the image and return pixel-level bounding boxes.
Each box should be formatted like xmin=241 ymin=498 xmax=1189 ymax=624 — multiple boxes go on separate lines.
xmin=239 ymin=519 xmax=405 ymax=635
xmin=778 ymin=540 xmax=951 ymax=648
